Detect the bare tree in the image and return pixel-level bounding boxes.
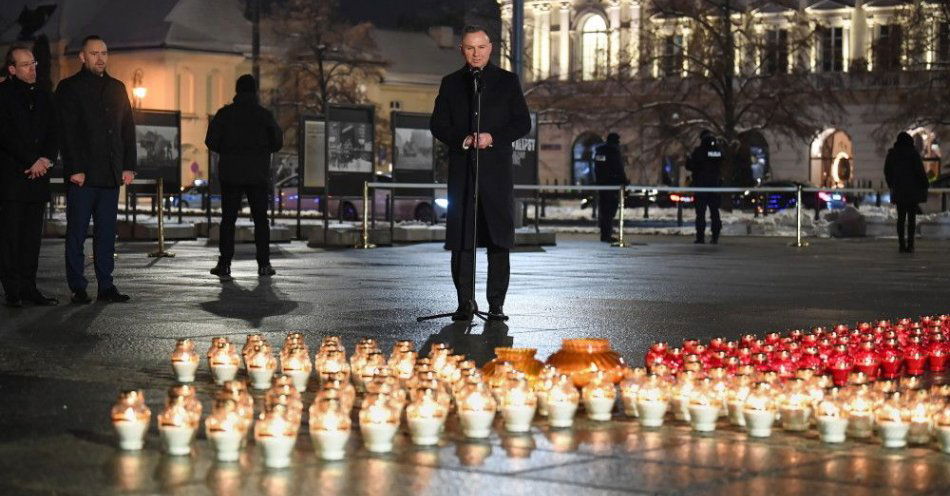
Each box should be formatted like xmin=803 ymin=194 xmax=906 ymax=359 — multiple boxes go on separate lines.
xmin=266 ymin=0 xmax=385 ymax=148
xmin=528 ymin=0 xmax=844 ymax=185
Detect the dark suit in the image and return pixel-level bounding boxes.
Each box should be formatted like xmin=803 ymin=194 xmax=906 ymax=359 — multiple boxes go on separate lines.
xmin=55 ymin=67 xmax=136 ymax=293
xmin=884 ymin=138 xmax=928 ymax=250
xmin=593 ymin=141 xmax=627 ymax=241
xmin=430 ymin=63 xmax=531 ymax=308
xmin=685 ymin=139 xmax=723 ymax=242
xmin=206 ymin=91 xmax=283 ymax=265
xmin=0 ymin=76 xmax=58 ymax=299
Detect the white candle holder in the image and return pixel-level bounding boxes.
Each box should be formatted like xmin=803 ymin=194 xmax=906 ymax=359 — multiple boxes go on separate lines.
xmin=727 ymin=400 xmax=746 ymax=427
xmin=877 ymin=421 xmax=910 ymax=449
xmin=208 ymin=429 xmax=243 ymax=462
xmin=460 ymin=410 xmax=496 ymax=438
xmin=114 ymin=420 xmax=148 ymax=451
xmin=211 ymin=364 xmax=239 ymax=385
xmin=249 ymin=367 xmax=276 ymax=390
xmin=408 ymin=416 xmax=443 ymax=446
xmin=310 ymin=429 xmax=349 ymax=461
xmin=159 ymin=424 xmax=195 ymax=456
xmin=172 ymin=361 xmax=199 ymax=383
xmin=937 ymin=426 xmax=950 ymax=454
xmin=285 ymin=369 xmax=310 ymax=392
xmin=547 ymin=401 xmax=578 ymax=428
xmin=637 ymin=400 xmax=668 ymax=427
xmin=502 ymin=404 xmax=536 ymax=433
xmin=816 ymin=416 xmax=848 ymax=444
xmin=688 ymin=404 xmax=719 ymax=432
xmin=743 ymin=410 xmax=776 ymax=438
xmin=361 ymin=422 xmax=398 ymax=453
xmin=258 ymin=435 xmax=296 ymax=468
xmin=584 ymin=396 xmax=615 ymax=422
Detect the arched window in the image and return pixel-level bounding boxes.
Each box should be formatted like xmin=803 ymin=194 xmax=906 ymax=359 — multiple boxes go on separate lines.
xmin=581 ymin=15 xmax=608 ymax=80
xmin=177 ymin=68 xmax=195 ymax=114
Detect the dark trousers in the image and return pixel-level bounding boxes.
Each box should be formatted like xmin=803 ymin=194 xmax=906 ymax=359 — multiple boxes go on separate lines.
xmin=451 ymin=202 xmax=510 ymax=308
xmin=896 ymin=202 xmax=917 ymax=249
xmin=598 ymin=191 xmax=619 ymax=240
xmin=219 ymin=182 xmax=270 ymax=265
xmin=65 ymin=184 xmax=119 ymax=292
xmin=1 ymin=201 xmax=46 ymax=298
xmin=694 ymin=193 xmax=722 ymax=240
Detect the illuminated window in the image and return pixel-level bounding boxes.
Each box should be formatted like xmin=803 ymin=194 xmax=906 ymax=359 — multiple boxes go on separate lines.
xmin=661 ymin=35 xmax=684 ymax=77
xmin=818 ymin=26 xmax=844 ymax=72
xmin=764 ymin=29 xmax=788 ymax=75
xmin=581 ymin=15 xmax=608 ymax=80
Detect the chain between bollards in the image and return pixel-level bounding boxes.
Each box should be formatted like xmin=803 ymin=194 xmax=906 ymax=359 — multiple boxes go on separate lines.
xmin=148 ymin=177 xmax=175 ymax=258
xmin=355 ymin=180 xmax=376 ymax=249
xmin=790 ymin=184 xmax=809 ymax=248
xmin=612 ymin=185 xmax=628 ymax=248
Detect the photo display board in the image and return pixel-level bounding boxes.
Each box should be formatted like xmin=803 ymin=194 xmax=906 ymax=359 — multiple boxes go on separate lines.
xmin=326 ymin=105 xmax=375 ymax=197
xmin=512 ymin=111 xmax=538 ymax=197
xmin=298 ymin=115 xmax=326 ymax=195
xmin=133 ymin=109 xmax=181 ymax=191
xmin=392 ymin=111 xmax=435 ymax=197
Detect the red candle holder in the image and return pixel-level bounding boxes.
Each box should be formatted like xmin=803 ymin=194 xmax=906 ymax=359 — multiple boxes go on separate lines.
xmin=853 ymin=342 xmax=881 ymax=380
xmin=903 ymin=346 xmax=926 ymax=376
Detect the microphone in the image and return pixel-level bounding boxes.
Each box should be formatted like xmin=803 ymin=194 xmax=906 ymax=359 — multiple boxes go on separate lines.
xmin=471 ymin=67 xmax=482 ymax=93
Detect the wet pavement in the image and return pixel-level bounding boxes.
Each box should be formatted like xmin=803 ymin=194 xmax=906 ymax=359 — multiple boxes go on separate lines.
xmin=0 ymin=234 xmax=948 ymax=495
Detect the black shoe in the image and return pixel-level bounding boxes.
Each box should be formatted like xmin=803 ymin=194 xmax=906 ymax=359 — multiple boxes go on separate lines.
xmin=258 ymin=264 xmax=276 ymax=277
xmin=487 ymin=305 xmax=509 ymax=321
xmin=452 ymin=300 xmax=477 ymax=321
xmin=22 ymin=291 xmax=58 ymax=306
xmin=906 ymin=245 xmax=915 ymax=253
xmin=710 ymin=236 xmax=719 ymax=245
xmin=601 ymin=236 xmax=618 ymax=243
xmin=98 ymin=287 xmax=131 ymax=303
xmin=4 ymin=295 xmax=22 ymax=308
xmin=71 ymin=289 xmax=92 ymax=305
xmin=694 ymin=238 xmax=705 ymax=244
xmin=211 ymin=260 xmax=232 ymax=280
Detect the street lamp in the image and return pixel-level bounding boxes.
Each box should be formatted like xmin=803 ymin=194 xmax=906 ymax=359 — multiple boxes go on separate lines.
xmin=132 ymin=69 xmax=146 ymax=108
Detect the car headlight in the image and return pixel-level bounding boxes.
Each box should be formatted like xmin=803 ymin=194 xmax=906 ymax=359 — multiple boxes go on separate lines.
xmin=434 ymin=198 xmax=448 ymax=209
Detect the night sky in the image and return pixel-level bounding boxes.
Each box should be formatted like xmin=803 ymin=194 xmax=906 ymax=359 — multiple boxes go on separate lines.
xmin=340 ymin=0 xmax=499 ymax=33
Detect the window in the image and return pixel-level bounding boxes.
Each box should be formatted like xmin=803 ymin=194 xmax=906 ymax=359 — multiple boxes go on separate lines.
xmin=874 ymin=24 xmax=902 ymax=71
xmin=764 ymin=29 xmax=789 ymax=75
xmin=389 ymin=100 xmax=401 ymax=110
xmin=818 ymin=26 xmax=844 ymax=72
xmin=661 ymin=34 xmax=684 ymax=77
xmin=939 ymin=22 xmax=949 ymax=64
xmin=206 ymin=71 xmax=224 ymax=114
xmin=581 ymin=15 xmax=609 ymax=80
xmin=177 ymin=68 xmax=195 ymax=114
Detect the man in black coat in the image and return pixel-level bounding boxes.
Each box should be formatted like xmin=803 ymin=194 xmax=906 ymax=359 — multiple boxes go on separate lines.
xmin=56 ymin=35 xmax=136 ymax=304
xmin=430 ymin=25 xmax=531 ymax=321
xmin=685 ymin=130 xmax=723 ymax=244
xmin=593 ymin=133 xmax=628 ymax=242
xmin=884 ymin=132 xmax=929 ymax=253
xmin=0 ymin=44 xmax=59 ymax=307
xmin=205 ymin=74 xmax=282 ymax=279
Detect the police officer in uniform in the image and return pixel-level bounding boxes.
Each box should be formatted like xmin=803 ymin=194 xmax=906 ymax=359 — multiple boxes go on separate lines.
xmin=685 ymin=130 xmax=723 ymax=244
xmin=593 ymin=133 xmax=627 ymax=242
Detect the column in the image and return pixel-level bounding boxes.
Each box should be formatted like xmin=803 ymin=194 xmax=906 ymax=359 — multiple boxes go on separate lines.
xmin=532 ymin=3 xmax=542 ymax=80
xmin=607 ymin=0 xmax=622 ymax=72
xmin=629 ymin=1 xmax=641 ymax=71
xmin=559 ymin=2 xmax=571 ymax=80
xmin=501 ymin=4 xmax=513 ymax=71
xmin=540 ymin=3 xmax=551 ymax=79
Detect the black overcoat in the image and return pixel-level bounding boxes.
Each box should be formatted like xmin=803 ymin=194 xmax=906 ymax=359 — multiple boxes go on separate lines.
xmin=55 ymin=67 xmax=136 ymax=188
xmin=430 ymin=63 xmax=531 ymax=250
xmin=0 ymin=76 xmax=58 ymax=202
xmin=205 ymin=92 xmax=283 ymax=185
xmin=593 ymin=142 xmax=627 ymax=186
xmin=884 ymin=141 xmax=928 ymax=206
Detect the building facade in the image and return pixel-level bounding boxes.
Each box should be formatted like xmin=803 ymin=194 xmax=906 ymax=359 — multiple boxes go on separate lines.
xmin=498 ymin=0 xmax=948 ymax=188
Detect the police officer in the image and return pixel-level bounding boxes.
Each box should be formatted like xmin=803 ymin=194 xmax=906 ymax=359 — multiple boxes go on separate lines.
xmin=0 ymin=44 xmax=59 ymax=307
xmin=685 ymin=130 xmax=723 ymax=244
xmin=593 ymin=133 xmax=628 ymax=242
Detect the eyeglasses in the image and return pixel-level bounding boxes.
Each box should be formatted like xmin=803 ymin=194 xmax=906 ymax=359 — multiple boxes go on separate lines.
xmin=16 ymin=61 xmax=38 ymax=68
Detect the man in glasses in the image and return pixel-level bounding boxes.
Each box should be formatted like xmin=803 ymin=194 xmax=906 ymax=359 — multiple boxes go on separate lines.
xmin=0 ymin=44 xmax=59 ymax=307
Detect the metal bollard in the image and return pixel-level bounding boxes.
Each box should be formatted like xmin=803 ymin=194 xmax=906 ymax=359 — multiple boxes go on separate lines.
xmin=789 ymin=184 xmax=808 ymax=248
xmin=148 ymin=177 xmax=175 ymax=258
xmin=643 ymin=189 xmax=649 ymax=219
xmin=355 ymin=180 xmax=376 ymax=249
xmin=676 ymin=199 xmax=683 ymax=227
xmin=612 ymin=185 xmax=628 ymax=248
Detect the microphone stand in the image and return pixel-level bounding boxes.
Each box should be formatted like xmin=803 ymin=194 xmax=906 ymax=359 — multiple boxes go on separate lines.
xmin=418 ymin=68 xmax=492 ymax=323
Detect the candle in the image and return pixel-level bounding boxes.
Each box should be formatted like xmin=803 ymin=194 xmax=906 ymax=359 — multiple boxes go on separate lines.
xmin=687 ymin=379 xmax=720 ymax=433
xmin=534 ymin=365 xmax=559 ymax=417
xmin=458 ymin=382 xmax=497 ymax=438
xmin=875 ymin=394 xmax=910 ymax=449
xmin=158 ymin=388 xmax=200 ymax=456
xmin=742 ymin=382 xmax=776 ymax=438
xmin=111 ymin=390 xmax=151 ymax=451
xmin=815 ymin=394 xmax=849 ymax=444
xmin=726 ymin=375 xmax=752 ymax=427
xmin=308 ymin=398 xmax=351 ymax=461
xmin=636 ymin=375 xmax=669 ymax=427
xmin=501 ymin=372 xmax=537 ymax=432
xmin=170 ymin=338 xmax=200 ymax=383
xmin=546 ymin=374 xmax=579 ymax=428
xmin=582 ymin=371 xmax=616 ymax=421
xmin=254 ymin=405 xmax=299 ymax=468
xmin=246 ymin=344 xmax=277 ymax=390
xmin=904 ymin=390 xmax=933 ymax=445
xmin=670 ymin=370 xmax=698 ymax=422
xmin=280 ymin=346 xmax=312 ymax=392
xmin=355 ymin=351 xmax=386 ymax=393
xmin=315 ymin=349 xmax=350 ymax=385
xmin=843 ymin=386 xmax=875 ymax=439
xmin=208 ymin=340 xmax=241 ymax=385
xmin=358 ymin=392 xmax=400 ymax=453
xmin=205 ymin=398 xmax=247 ymax=462
xmin=778 ymin=379 xmax=811 ymax=432
xmin=619 ymin=367 xmax=647 ymax=418
xmin=935 ymin=404 xmax=950 ymax=454
xmin=406 ymin=388 xmax=447 ymax=446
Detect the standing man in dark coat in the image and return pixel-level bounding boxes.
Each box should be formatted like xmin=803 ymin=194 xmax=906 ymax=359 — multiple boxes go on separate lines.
xmin=685 ymin=130 xmax=723 ymax=244
xmin=0 ymin=44 xmax=59 ymax=307
xmin=56 ymin=35 xmax=136 ymax=304
xmin=205 ymin=74 xmax=282 ymax=279
xmin=430 ymin=25 xmax=531 ymax=321
xmin=593 ymin=133 xmax=628 ymax=242
xmin=884 ymin=132 xmax=929 ymax=253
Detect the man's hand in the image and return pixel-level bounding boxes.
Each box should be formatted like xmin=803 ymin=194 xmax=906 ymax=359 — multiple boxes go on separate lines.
xmin=475 ymin=133 xmax=493 ymax=150
xmin=24 ymin=158 xmax=51 ymax=179
xmin=463 ymin=135 xmax=475 ymax=149
xmin=122 ymin=170 xmax=136 ymax=186
xmin=70 ymin=173 xmax=86 ymax=187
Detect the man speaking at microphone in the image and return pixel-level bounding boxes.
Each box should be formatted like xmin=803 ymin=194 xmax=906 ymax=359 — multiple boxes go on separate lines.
xmin=430 ymin=25 xmax=531 ymax=321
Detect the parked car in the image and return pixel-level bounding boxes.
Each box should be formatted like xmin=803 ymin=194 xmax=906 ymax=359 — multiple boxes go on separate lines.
xmin=579 ymin=189 xmax=694 ymax=211
xmin=732 ymin=180 xmax=843 ymax=213
xmin=168 ymin=179 xmax=222 ymax=210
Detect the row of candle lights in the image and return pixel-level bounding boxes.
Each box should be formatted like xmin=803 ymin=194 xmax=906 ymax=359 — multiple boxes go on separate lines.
xmin=114 ymin=316 xmax=950 ymax=468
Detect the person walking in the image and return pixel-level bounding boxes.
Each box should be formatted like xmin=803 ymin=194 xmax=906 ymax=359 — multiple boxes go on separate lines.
xmin=685 ymin=130 xmax=723 ymax=244
xmin=593 ymin=133 xmax=628 ymax=242
xmin=884 ymin=132 xmax=928 ymax=253
xmin=206 ymin=74 xmax=282 ymax=280
xmin=0 ymin=44 xmax=59 ymax=307
xmin=56 ymin=35 xmax=135 ymax=304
